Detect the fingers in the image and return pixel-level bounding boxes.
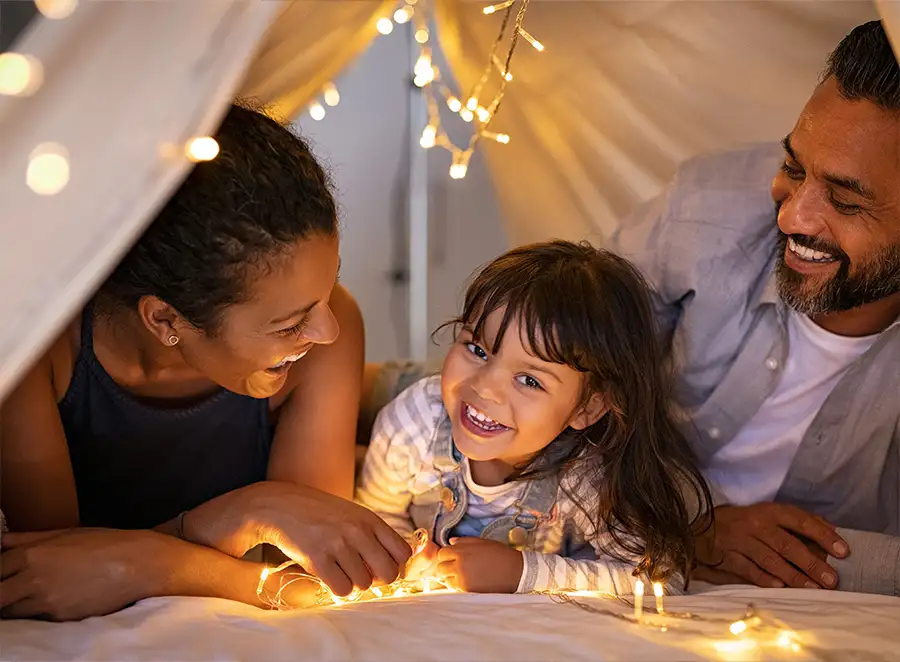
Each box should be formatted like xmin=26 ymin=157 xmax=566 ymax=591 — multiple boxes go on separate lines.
xmin=692 ymin=565 xmax=749 ymax=586
xmin=436 ymin=559 xmax=458 ymax=590
xmin=306 ymin=557 xmax=353 ymax=598
xmin=773 ymin=504 xmax=848 ymax=558
xmin=758 ymin=527 xmax=837 ymax=589
xmin=718 ymin=550 xmax=784 ymax=589
xmin=334 ymin=548 xmax=372 ymax=595
xmin=0 ymin=572 xmax=32 ymax=612
xmin=373 ymin=523 xmax=412 ymax=570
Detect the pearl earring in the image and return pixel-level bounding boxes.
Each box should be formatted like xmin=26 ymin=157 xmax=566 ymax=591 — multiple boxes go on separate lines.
xmin=167 ymin=335 xmax=179 ymax=346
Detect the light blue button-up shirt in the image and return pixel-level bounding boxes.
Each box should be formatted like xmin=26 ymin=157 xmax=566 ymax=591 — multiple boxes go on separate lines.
xmin=609 ymin=142 xmax=900 ymax=595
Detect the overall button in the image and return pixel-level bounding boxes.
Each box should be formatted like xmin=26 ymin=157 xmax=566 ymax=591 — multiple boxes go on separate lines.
xmin=765 ymin=357 xmax=779 ymax=370
xmin=708 ymin=427 xmax=721 ymax=440
xmin=508 ymin=526 xmax=528 ymax=547
xmin=440 ymin=487 xmax=456 ymax=511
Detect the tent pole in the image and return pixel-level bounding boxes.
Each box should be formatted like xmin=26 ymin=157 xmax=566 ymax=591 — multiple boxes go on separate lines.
xmin=408 ymin=26 xmax=429 ymax=361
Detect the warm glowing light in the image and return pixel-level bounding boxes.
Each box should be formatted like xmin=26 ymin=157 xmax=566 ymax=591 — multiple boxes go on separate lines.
xmin=414 ymin=52 xmax=434 ymax=87
xmin=653 ymin=582 xmax=664 ymax=614
xmin=371 ymin=586 xmax=383 ymax=598
xmin=394 ymin=7 xmax=412 ymax=23
xmin=259 ymin=568 xmax=270 ymax=582
xmin=26 ymin=143 xmax=70 ymax=196
xmin=309 ymin=102 xmax=326 ymax=121
xmin=495 ymin=133 xmax=510 ymax=144
xmin=713 ymin=639 xmax=758 ymax=655
xmin=415 ymin=28 xmax=430 ymax=44
xmin=729 ymin=620 xmax=748 ymax=636
xmin=483 ymin=1 xmax=514 ymax=15
xmin=185 ymin=137 xmax=219 ymax=162
xmin=35 ymin=0 xmax=78 ymax=19
xmin=476 ymin=106 xmax=491 ymax=123
xmin=633 ymin=580 xmax=644 ymax=620
xmin=420 ymin=125 xmax=436 ymax=148
xmin=0 ymin=52 xmax=42 ymax=97
xmin=323 ymin=83 xmax=340 ymax=107
xmin=460 ymin=108 xmax=474 ymax=123
xmin=446 ymin=96 xmax=462 ymax=112
xmin=450 ymin=152 xmax=469 ymax=180
xmin=519 ymin=28 xmax=544 ymax=51
xmin=466 ymin=96 xmax=478 ymax=111
xmin=376 ymin=18 xmax=394 ymax=35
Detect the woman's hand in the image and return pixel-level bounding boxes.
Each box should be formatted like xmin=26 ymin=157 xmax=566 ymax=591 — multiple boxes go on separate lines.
xmin=436 ymin=538 xmax=523 ymax=593
xmin=0 ymin=528 xmax=166 ymax=621
xmin=185 ymin=481 xmax=411 ymax=596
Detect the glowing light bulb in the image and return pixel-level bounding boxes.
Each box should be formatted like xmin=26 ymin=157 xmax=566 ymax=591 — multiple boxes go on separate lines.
xmin=259 ymin=568 xmax=270 ymax=582
xmin=730 ymin=620 xmax=748 ymax=636
xmin=460 ymin=108 xmax=474 ymax=123
xmin=413 ymin=53 xmax=434 ymax=87
xmin=376 ymin=18 xmax=394 ymax=35
xmin=26 ymin=142 xmax=70 ymax=196
xmin=371 ymin=586 xmax=383 ymax=598
xmin=309 ymin=101 xmax=326 ymax=121
xmin=185 ymin=136 xmax=219 ymax=162
xmin=322 ymin=83 xmax=340 ymax=107
xmin=0 ymin=52 xmax=42 ymax=97
xmin=504 ymin=72 xmax=513 ymax=82
xmin=483 ymin=1 xmax=514 ymax=15
xmin=495 ymin=133 xmax=510 ymax=144
xmin=415 ymin=28 xmax=429 ymax=44
xmin=35 ymin=0 xmax=78 ymax=18
xmin=394 ymin=7 xmax=411 ymax=23
xmin=449 ymin=152 xmax=469 ymax=180
xmin=633 ymin=580 xmax=644 ymax=620
xmin=476 ymin=106 xmax=490 ymax=123
xmin=446 ymin=96 xmax=462 ymax=112
xmin=465 ymin=96 xmax=478 ymax=111
xmin=420 ymin=125 xmax=436 ymax=148
xmin=653 ymin=582 xmax=664 ymax=614
xmin=519 ymin=28 xmax=544 ymax=52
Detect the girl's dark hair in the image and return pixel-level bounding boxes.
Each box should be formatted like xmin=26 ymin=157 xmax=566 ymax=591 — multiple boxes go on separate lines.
xmin=447 ymin=240 xmax=712 ymax=582
xmin=99 ymin=101 xmax=338 ymax=332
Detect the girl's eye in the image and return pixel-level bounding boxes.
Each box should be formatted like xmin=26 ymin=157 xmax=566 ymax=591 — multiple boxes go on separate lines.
xmin=780 ymin=161 xmax=804 ymax=181
xmin=465 ymin=342 xmax=488 ymax=361
xmin=276 ymin=317 xmax=309 ymax=337
xmin=516 ymin=374 xmax=543 ymax=390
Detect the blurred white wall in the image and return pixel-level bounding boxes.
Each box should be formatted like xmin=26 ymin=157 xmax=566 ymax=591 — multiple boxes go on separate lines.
xmin=295 ymin=25 xmax=509 ymax=362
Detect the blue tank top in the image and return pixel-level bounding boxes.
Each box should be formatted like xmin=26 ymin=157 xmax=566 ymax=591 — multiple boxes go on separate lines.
xmin=58 ymin=306 xmax=273 ymax=529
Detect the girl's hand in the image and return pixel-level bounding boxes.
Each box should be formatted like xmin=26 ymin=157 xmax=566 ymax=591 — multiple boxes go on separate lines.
xmin=0 ymin=528 xmax=168 ymax=621
xmin=184 ymin=481 xmax=411 ymax=597
xmin=436 ymin=538 xmax=523 ymax=593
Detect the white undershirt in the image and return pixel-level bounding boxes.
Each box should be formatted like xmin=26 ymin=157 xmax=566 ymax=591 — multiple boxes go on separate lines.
xmin=705 ymin=310 xmax=878 ymax=506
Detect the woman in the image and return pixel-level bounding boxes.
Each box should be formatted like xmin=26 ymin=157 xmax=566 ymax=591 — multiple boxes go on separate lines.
xmin=0 ymin=103 xmax=409 ymax=621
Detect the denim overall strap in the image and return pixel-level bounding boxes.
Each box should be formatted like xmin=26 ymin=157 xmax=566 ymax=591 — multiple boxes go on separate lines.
xmin=408 ymin=412 xmax=468 ymax=545
xmin=480 ymin=473 xmax=560 ymax=549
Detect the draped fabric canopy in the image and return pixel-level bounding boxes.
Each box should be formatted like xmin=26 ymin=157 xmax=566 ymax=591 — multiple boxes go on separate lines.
xmin=0 ymin=0 xmax=897 ymax=398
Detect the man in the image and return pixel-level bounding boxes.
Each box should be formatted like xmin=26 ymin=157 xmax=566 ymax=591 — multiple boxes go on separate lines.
xmin=610 ymin=20 xmax=900 ymax=595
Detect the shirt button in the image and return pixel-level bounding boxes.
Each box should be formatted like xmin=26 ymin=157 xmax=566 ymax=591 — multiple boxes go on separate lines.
xmin=765 ymin=357 xmax=779 ymax=370
xmin=708 ymin=427 xmax=721 ymax=440
xmin=508 ymin=526 xmax=528 ymax=547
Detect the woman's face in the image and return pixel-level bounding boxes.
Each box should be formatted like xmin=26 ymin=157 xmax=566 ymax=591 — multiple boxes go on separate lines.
xmin=176 ymin=233 xmax=341 ymax=398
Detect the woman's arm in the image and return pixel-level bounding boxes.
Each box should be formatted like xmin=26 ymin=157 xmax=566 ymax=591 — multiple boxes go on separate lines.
xmin=267 ymin=284 xmax=364 ymax=500
xmin=0 ymin=338 xmax=79 ymax=531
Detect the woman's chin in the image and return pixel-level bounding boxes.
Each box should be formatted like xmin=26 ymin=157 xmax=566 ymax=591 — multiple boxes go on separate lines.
xmin=242 ymin=370 xmax=289 ymax=399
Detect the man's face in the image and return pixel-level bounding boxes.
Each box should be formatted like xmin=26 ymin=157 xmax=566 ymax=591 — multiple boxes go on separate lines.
xmin=771 ymin=77 xmax=900 ymax=315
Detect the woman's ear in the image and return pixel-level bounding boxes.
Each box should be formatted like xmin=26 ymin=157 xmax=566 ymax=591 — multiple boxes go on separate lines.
xmin=569 ymin=392 xmax=608 ymax=431
xmin=137 ymin=295 xmax=183 ymax=347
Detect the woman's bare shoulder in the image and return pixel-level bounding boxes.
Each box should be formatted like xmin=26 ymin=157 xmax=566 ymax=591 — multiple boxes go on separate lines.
xmin=41 ymin=313 xmax=82 ymax=402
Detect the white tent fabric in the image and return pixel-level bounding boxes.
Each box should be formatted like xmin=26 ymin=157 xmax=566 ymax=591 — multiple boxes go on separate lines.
xmin=0 ymin=0 xmax=280 ymax=402
xmin=2 ymin=586 xmax=899 ymax=661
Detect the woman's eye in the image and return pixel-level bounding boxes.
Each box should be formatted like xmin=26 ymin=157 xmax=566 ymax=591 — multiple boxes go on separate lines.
xmin=516 ymin=374 xmax=543 ymax=390
xmin=276 ymin=317 xmax=309 ymax=337
xmin=465 ymin=342 xmax=488 ymax=361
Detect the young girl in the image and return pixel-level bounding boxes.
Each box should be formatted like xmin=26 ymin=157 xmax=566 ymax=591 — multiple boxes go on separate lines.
xmin=356 ymin=240 xmax=712 ymax=595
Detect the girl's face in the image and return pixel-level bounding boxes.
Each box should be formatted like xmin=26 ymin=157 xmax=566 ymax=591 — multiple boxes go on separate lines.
xmin=175 ymin=233 xmax=341 ymax=398
xmin=440 ymin=306 xmax=601 ymax=472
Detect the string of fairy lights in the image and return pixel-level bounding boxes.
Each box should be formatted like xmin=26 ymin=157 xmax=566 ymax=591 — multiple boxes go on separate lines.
xmin=307 ymin=0 xmax=542 ymax=180
xmin=256 ymin=528 xmax=817 ymax=660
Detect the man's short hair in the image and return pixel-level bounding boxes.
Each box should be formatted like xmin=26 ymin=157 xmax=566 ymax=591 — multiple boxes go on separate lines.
xmin=823 ymin=20 xmax=900 ymax=111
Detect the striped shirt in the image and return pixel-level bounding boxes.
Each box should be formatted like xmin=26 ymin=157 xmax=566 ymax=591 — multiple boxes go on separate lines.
xmin=356 ymin=375 xmax=659 ymax=596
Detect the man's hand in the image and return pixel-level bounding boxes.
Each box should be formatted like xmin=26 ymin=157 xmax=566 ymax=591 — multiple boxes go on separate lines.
xmin=436 ymin=538 xmax=523 ymax=593
xmin=697 ymin=503 xmax=848 ymax=589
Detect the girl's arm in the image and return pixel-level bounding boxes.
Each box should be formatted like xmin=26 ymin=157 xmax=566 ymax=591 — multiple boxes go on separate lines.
xmin=267 ymin=284 xmax=364 ymax=500
xmin=355 ymin=377 xmax=443 ymax=540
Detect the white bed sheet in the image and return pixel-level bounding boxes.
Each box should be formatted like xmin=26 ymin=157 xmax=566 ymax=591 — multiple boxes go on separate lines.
xmin=2 ymin=586 xmax=898 ymax=661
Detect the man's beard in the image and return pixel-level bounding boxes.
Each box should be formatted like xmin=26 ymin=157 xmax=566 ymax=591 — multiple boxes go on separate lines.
xmin=775 ymin=231 xmax=900 ymax=315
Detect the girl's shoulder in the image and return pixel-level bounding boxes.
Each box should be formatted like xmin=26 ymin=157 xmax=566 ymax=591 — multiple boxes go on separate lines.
xmin=379 ymin=373 xmax=445 ymax=433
